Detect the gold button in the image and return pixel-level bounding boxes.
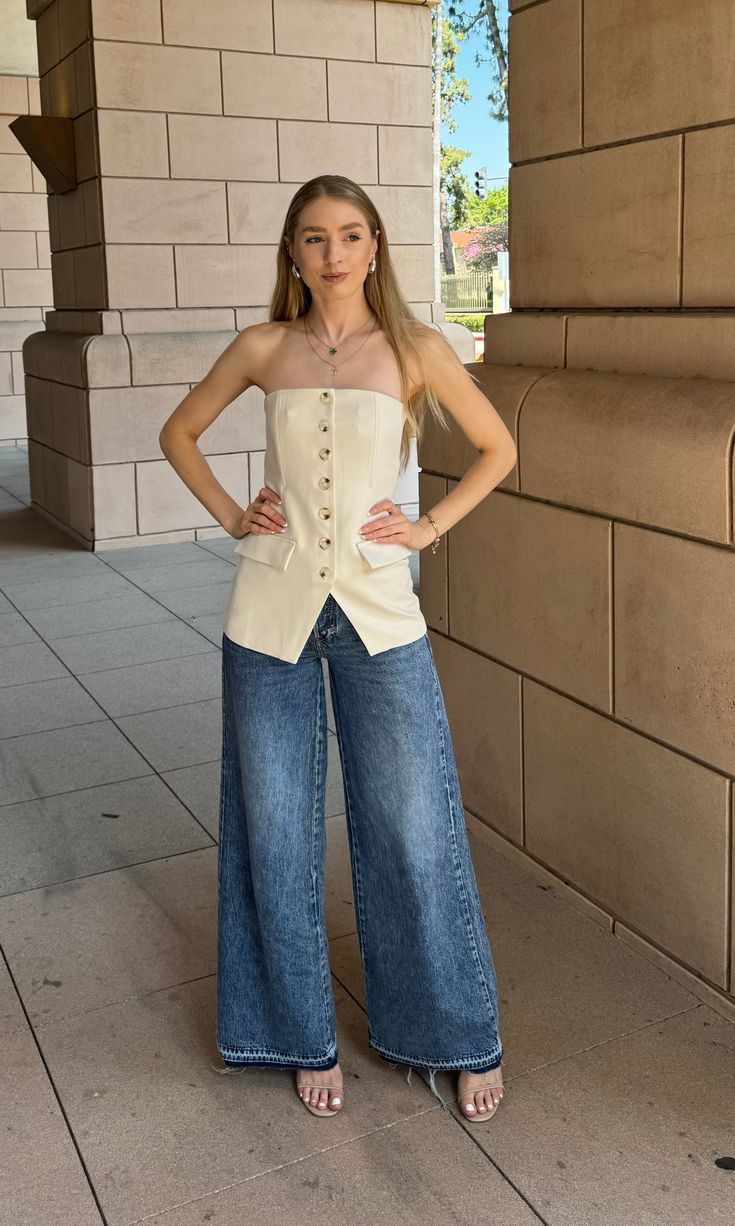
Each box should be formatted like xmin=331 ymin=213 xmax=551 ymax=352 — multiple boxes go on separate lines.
xmin=319 ymin=566 xmax=331 ymax=578
xmin=318 ymin=476 xmax=330 ymax=489
xmin=318 ymin=447 xmax=331 ymax=460
xmin=318 ymin=536 xmax=331 ymax=549
xmin=318 ymin=507 xmax=331 ymax=520
xmin=320 ymin=391 xmax=329 ymax=402
xmin=318 ymin=419 xmax=329 ymax=431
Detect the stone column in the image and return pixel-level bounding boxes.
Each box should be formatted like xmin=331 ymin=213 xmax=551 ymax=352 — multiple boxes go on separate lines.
xmin=22 ymin=0 xmax=445 ymax=548
xmin=420 ymin=0 xmax=735 ymax=1014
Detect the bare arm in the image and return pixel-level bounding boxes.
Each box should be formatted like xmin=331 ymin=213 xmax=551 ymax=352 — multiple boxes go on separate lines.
xmin=158 ymin=324 xmax=285 ymax=538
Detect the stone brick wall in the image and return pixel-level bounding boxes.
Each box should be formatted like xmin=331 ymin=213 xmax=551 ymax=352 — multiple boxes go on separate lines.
xmin=419 ymin=0 xmax=735 ymax=1023
xmin=0 ymin=71 xmax=51 ymax=444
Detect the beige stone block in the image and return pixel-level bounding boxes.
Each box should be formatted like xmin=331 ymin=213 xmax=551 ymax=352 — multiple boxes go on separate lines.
xmin=127 ymin=330 xmax=235 ymax=385
xmin=585 ymin=0 xmax=735 ymax=146
xmin=81 ymin=177 xmax=102 ymax=245
xmin=96 ymin=527 xmax=197 ymax=550
xmin=510 ymin=138 xmax=681 ymax=308
xmin=0 ymin=117 xmax=23 ymax=154
xmin=389 ymin=244 xmax=434 ymax=302
xmin=42 ymin=445 xmax=70 ymax=521
xmin=85 ymin=335 xmax=131 ymax=389
xmin=24 ymin=329 xmax=88 ymax=385
xmin=0 ymin=192 xmax=49 ymax=231
xmin=417 ymin=473 xmax=447 ymax=631
xmin=136 ymin=451 xmax=248 ymax=533
xmin=566 ymin=311 xmax=735 ymax=381
xmin=0 ymin=354 xmax=11 ymax=396
xmin=24 ymin=375 xmax=53 ymax=446
xmin=54 ymin=186 xmax=86 ymax=249
xmin=0 ymin=153 xmax=33 ymax=192
xmin=524 ymin=678 xmax=729 ymax=986
xmin=3 ymin=269 xmax=53 ymax=307
xmin=121 ymin=307 xmax=236 ymax=333
xmin=222 ymin=52 xmax=327 ymax=121
xmin=91 ymin=0 xmax=162 ymax=42
xmin=58 ymin=0 xmax=89 ymax=59
xmin=88 ymin=383 xmax=192 ymax=463
xmin=449 ymin=492 xmax=611 ymax=709
xmin=46 ymin=52 xmax=77 ymax=118
xmin=376 ymin=0 xmax=432 ymax=64
xmin=0 ymin=76 xmax=29 ymax=113
xmin=101 ymin=179 xmax=227 ymax=244
xmin=519 ymin=369 xmax=735 ymax=544
xmin=615 ymin=523 xmax=735 ymax=776
xmin=277 ymin=120 xmax=377 ymax=184
xmin=509 ymin=0 xmax=581 ymax=161
xmin=174 ymin=244 xmax=276 ymax=308
xmin=37 ymin=3 xmax=61 ymax=75
xmin=163 ymin=0 xmax=272 ymax=51
xmin=168 ymin=115 xmax=278 ymax=182
xmin=27 ymin=76 xmax=41 ymax=116
xmin=72 ymin=110 xmax=98 ymax=182
xmin=235 ymin=306 xmax=269 ymax=330
xmin=97 ymin=110 xmax=167 ymax=178
xmin=93 ymin=41 xmax=222 ymax=114
xmin=199 ymin=386 xmax=267 ymax=454
xmin=420 ymin=363 xmax=539 ymax=489
xmin=328 ymin=61 xmax=432 ymax=126
xmin=27 ymin=437 xmax=45 ymax=503
xmin=228 ymin=182 xmax=305 ymax=244
xmin=11 ymin=351 xmax=24 ymax=393
xmin=431 ymin=631 xmax=523 ymax=843
xmin=0 ymin=231 xmax=38 ymax=267
xmin=368 ymin=185 xmax=434 ymax=244
xmin=275 ymin=0 xmax=374 ymax=59
xmin=74 ymin=244 xmax=105 ymax=310
xmin=6 ymin=319 xmax=47 ymax=357
xmin=92 ymin=462 xmax=137 ymax=537
xmin=67 ymin=456 xmax=92 ymax=538
xmin=683 ymin=125 xmax=735 ymax=308
xmin=484 ymin=312 xmax=565 ymax=367
xmin=614 ymin=923 xmax=735 ymax=1027
xmin=36 ymin=231 xmax=51 ymax=269
xmin=106 ymin=244 xmax=176 ymax=309
xmin=51 ymin=248 xmax=75 ymax=308
xmin=51 ymin=381 xmax=88 ymax=462
xmin=0 ymin=395 xmax=27 ymax=440
xmin=378 ymin=125 xmax=432 ymax=185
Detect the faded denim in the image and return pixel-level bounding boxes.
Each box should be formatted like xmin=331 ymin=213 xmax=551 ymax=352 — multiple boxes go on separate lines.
xmin=215 ymin=594 xmax=503 ymax=1103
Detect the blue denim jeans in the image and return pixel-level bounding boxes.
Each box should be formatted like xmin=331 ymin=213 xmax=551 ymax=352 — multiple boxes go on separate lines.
xmin=215 ymin=594 xmax=503 ymax=1102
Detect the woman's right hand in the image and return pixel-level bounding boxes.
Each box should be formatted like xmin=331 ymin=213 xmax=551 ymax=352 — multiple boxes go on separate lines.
xmin=230 ymin=487 xmax=288 ymax=539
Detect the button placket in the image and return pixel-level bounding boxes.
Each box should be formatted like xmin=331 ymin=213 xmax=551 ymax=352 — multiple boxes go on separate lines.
xmin=317 ymin=391 xmax=333 ymax=578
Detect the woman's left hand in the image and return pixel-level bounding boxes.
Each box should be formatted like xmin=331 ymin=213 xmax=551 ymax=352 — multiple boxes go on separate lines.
xmin=358 ymin=500 xmax=435 ymax=553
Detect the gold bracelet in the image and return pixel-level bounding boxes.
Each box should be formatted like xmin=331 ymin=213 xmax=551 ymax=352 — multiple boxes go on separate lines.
xmin=424 ymin=511 xmax=441 ymax=555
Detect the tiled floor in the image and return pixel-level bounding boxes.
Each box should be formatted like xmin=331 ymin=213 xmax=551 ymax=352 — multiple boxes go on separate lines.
xmin=1 ymin=443 xmax=733 ymax=1225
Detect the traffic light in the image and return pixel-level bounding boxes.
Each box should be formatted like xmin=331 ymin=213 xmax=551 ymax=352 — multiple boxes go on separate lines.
xmin=474 ymin=168 xmax=487 ymax=200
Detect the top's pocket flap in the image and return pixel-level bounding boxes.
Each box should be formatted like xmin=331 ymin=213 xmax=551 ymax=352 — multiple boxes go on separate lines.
xmin=234 ymin=532 xmax=297 ymax=570
xmin=356 ymin=538 xmax=413 ymax=568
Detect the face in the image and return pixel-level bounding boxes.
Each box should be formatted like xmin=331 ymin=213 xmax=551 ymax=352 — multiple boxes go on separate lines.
xmin=286 ymin=196 xmax=379 ymax=296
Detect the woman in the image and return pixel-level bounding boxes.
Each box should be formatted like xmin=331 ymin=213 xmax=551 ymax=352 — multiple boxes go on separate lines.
xmin=159 ymin=174 xmax=517 ymax=1123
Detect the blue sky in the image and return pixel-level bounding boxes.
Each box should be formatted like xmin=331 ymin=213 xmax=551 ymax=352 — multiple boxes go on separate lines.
xmin=441 ymin=0 xmax=510 ymax=190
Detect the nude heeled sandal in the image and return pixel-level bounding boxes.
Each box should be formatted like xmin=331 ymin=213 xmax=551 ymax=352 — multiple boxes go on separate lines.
xmin=456 ymin=1066 xmax=505 ymax=1123
xmin=295 ymin=1068 xmax=344 ymax=1118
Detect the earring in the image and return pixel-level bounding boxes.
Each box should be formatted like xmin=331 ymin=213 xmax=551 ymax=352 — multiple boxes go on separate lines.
xmin=369 ymin=256 xmax=377 ymax=273
xmin=291 ymin=263 xmax=301 ymax=279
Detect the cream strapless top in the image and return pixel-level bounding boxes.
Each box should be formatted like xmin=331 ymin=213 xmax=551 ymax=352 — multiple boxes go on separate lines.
xmin=222 ymin=386 xmax=427 ymax=663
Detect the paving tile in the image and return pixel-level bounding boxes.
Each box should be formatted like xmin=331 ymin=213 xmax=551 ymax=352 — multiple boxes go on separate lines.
xmin=48 ymin=619 xmax=214 ymax=675
xmin=4 ymin=570 xmax=140 ymax=611
xmin=130 ymin=557 xmax=237 ymax=593
xmin=99 ymin=542 xmax=216 ymax=572
xmin=80 ymin=650 xmax=222 ymax=717
xmin=3 ymin=1021 xmax=104 ymax=1225
xmin=0 ymin=775 xmax=212 ymax=898
xmin=195 ymin=537 xmax=238 ymax=561
xmin=116 ymin=697 xmax=221 ymax=771
xmin=325 ymin=813 xmax=356 ymax=940
xmin=21 ymin=591 xmax=176 ymax=640
xmin=0 ymin=720 xmax=152 ymax=805
xmin=0 ymin=641 xmax=69 ymax=688
xmin=161 ymin=760 xmax=221 ymax=837
xmin=461 ymin=1005 xmax=735 ymax=1226
xmin=0 ymin=610 xmax=40 ymax=647
xmin=144 ymin=1107 xmax=539 ymax=1225
xmin=188 ymin=611 xmax=226 ymax=643
xmin=0 ymin=552 xmax=110 ymax=588
xmin=151 ymin=580 xmax=233 ymax=619
xmin=0 ymin=846 xmax=217 ymax=1024
xmin=0 ymin=675 xmax=105 ymax=738
xmin=36 ymin=977 xmax=434 ymax=1226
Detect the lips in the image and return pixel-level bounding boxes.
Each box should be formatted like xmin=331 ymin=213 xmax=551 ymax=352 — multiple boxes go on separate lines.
xmin=323 ymin=274 xmax=347 ymax=282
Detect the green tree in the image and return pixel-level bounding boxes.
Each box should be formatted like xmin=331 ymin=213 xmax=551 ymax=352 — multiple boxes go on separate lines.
xmin=446 ymin=0 xmax=508 ymax=124
xmin=433 ymin=3 xmax=471 ymax=274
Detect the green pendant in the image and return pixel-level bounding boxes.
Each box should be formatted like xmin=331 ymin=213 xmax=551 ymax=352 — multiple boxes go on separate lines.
xmin=329 ymin=347 xmax=337 ymax=355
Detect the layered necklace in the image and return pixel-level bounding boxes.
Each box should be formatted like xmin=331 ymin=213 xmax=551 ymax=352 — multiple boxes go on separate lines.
xmin=302 ymin=311 xmax=379 ymax=384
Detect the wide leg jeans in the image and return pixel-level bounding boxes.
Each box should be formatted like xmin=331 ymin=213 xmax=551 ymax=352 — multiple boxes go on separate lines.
xmin=216 ymin=594 xmax=503 ymax=1095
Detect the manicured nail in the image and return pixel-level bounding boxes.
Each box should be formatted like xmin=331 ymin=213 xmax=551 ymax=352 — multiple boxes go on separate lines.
xmin=332 ymin=1097 xmax=341 ymax=1105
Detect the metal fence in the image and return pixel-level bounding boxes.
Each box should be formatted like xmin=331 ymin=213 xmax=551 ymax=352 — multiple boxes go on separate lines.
xmin=440 ymin=269 xmax=493 ymax=311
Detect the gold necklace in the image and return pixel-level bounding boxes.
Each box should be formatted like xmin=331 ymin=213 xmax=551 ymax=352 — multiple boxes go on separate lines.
xmin=303 ymin=314 xmax=379 ymax=379
xmin=303 ymin=310 xmax=375 ymax=356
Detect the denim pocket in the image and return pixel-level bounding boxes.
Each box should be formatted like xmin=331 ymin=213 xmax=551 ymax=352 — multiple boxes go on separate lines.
xmin=234 ymin=532 xmax=297 ymax=570
xmin=356 ymin=538 xmax=413 ymax=567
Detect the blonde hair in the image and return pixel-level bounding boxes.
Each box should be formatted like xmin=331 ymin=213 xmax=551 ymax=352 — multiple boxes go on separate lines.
xmin=269 ymin=174 xmax=458 ymax=473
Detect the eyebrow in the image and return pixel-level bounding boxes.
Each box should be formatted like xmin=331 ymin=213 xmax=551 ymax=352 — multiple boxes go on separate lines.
xmin=300 ymin=222 xmax=366 ymax=234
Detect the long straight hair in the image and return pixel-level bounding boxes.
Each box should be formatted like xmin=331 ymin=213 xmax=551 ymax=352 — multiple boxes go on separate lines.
xmin=270 ymin=174 xmax=460 ymax=473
